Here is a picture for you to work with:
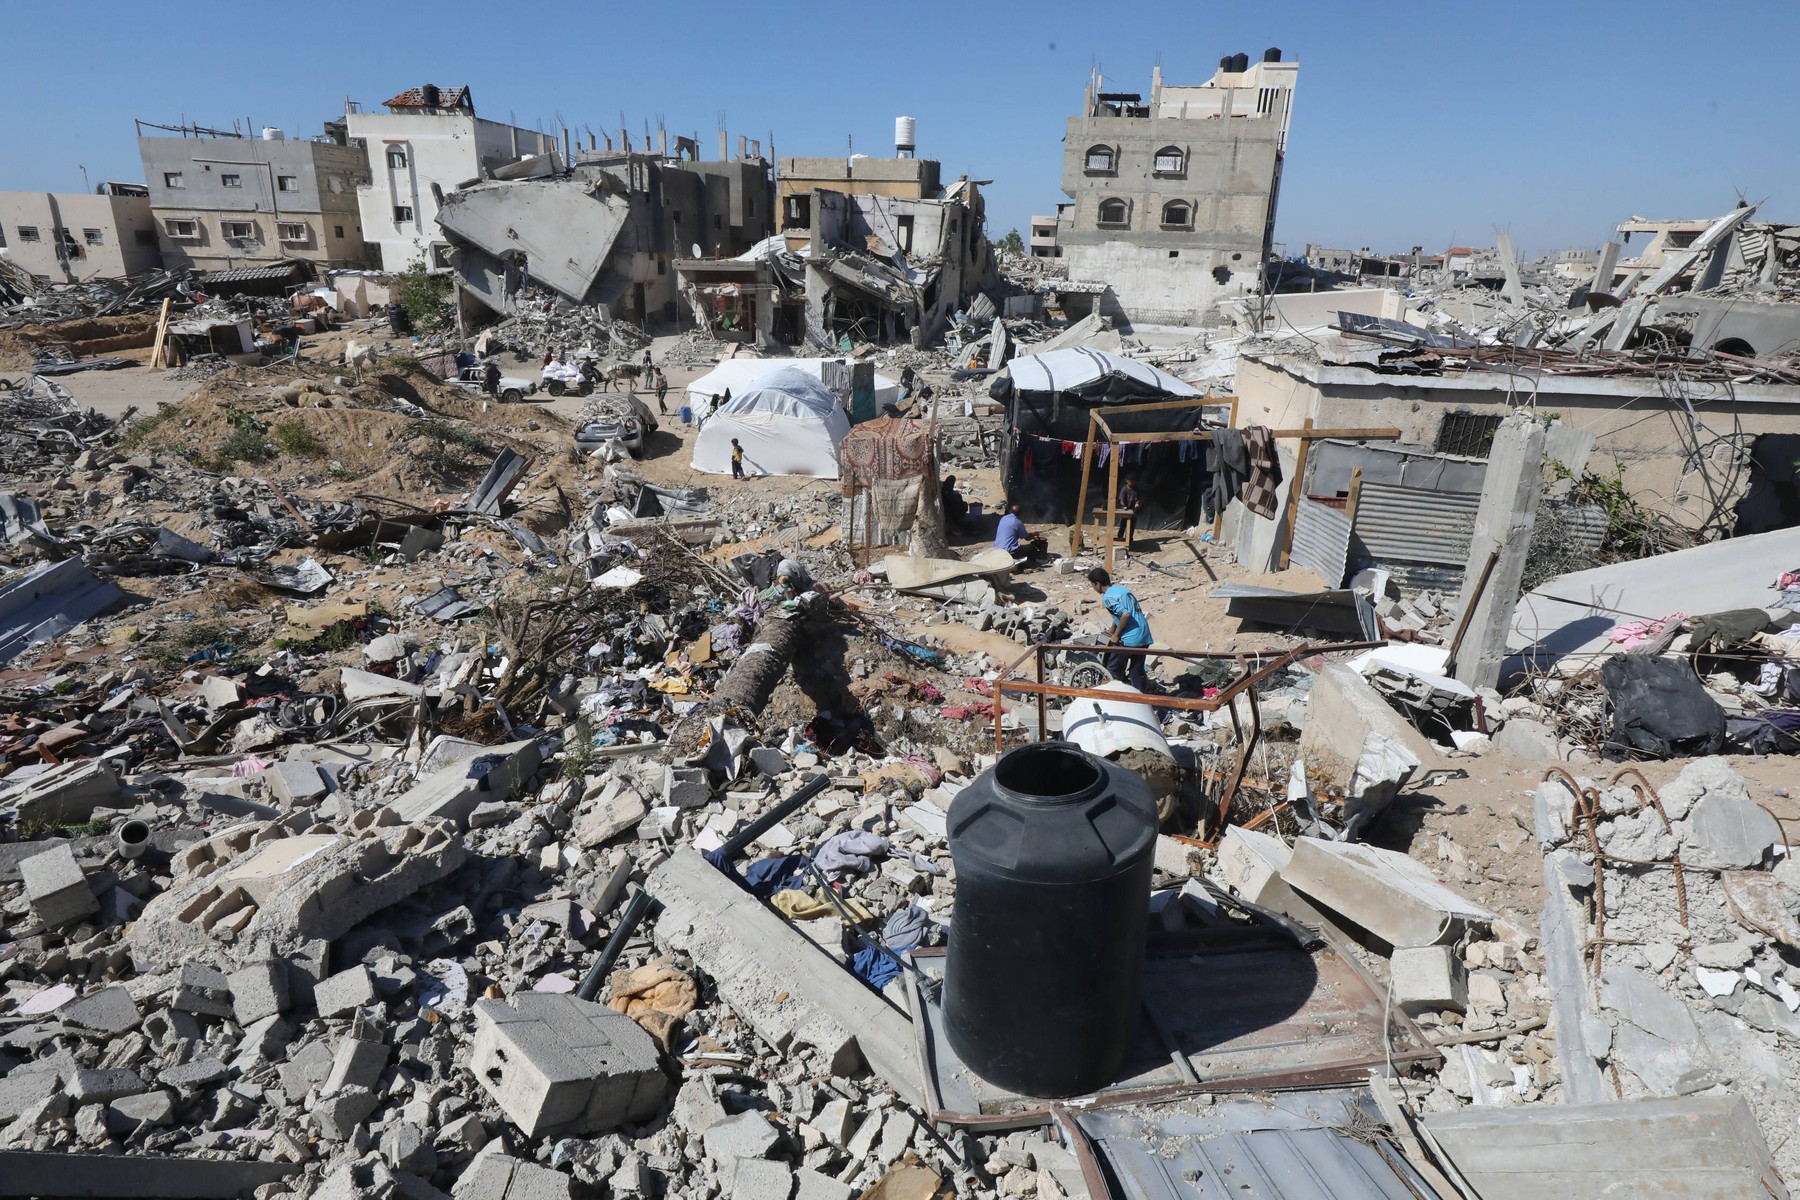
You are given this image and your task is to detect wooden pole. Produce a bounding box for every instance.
[1345,466,1364,525]
[1443,547,1501,674]
[1277,418,1314,571]
[1105,438,1121,572]
[1072,410,1097,554]
[149,297,172,369]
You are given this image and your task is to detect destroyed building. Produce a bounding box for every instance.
[438,143,775,331]
[136,121,372,272]
[342,85,563,272]
[779,131,998,347]
[0,184,162,283]
[1056,52,1298,327]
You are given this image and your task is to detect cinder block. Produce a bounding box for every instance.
[19,842,97,928]
[266,760,328,807]
[228,958,291,1024]
[1391,945,1468,1015]
[391,738,544,826]
[323,1035,389,1093]
[60,986,140,1034]
[471,993,667,1137]
[663,766,711,809]
[310,1084,378,1141]
[731,1158,795,1200]
[795,1168,854,1200]
[313,965,378,1020]
[171,962,233,1017]
[451,1154,577,1199]
[66,1068,146,1105]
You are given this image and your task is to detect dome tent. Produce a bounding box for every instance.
[690,367,852,478]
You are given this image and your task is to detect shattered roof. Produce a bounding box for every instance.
[198,263,307,285]
[383,84,472,110]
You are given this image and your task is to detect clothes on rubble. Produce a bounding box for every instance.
[1686,608,1777,652]
[1609,612,1689,650]
[771,887,872,922]
[1600,654,1726,760]
[1727,710,1800,755]
[851,946,902,989]
[740,853,809,897]
[811,830,945,881]
[1206,425,1284,520]
[882,903,937,952]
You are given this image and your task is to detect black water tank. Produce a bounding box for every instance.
[1230,52,1250,73]
[1219,55,1234,71]
[1264,47,1282,63]
[942,742,1156,1097]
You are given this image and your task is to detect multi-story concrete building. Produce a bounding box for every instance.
[137,125,370,272]
[0,184,162,281]
[344,85,561,272]
[1030,213,1061,258]
[1057,50,1298,325]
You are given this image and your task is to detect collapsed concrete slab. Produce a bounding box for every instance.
[470,992,667,1137]
[0,1150,297,1198]
[1298,664,1438,834]
[391,738,544,827]
[647,847,921,1104]
[1,759,122,826]
[1422,1094,1787,1200]
[130,810,466,969]
[1281,837,1493,948]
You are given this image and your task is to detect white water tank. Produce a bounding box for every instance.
[895,115,916,157]
[261,126,285,141]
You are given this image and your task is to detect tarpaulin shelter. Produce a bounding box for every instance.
[994,348,1214,529]
[690,367,851,478]
[838,417,938,553]
[687,358,900,415]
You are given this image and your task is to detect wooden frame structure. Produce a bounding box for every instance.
[991,639,1382,843]
[1064,395,1401,570]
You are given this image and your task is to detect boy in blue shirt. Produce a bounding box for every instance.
[1088,567,1151,691]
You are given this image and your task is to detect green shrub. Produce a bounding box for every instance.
[271,420,324,457]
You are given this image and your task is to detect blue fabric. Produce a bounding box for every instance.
[994,512,1025,552]
[740,854,809,898]
[1103,584,1152,647]
[852,946,901,990]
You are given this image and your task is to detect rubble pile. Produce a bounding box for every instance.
[492,298,653,364]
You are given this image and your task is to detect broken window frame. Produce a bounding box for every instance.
[393,204,415,223]
[220,173,243,189]
[221,220,258,242]
[277,175,299,192]
[163,171,185,189]
[82,228,105,246]
[164,218,200,240]
[1153,145,1186,177]
[782,194,811,230]
[386,147,409,170]
[17,226,41,243]
[1160,200,1193,230]
[1083,145,1117,175]
[1096,198,1130,228]
[278,221,309,244]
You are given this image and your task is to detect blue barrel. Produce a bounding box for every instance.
[679,405,693,425]
[942,742,1156,1097]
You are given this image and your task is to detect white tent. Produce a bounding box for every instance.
[690,367,852,478]
[1007,347,1202,399]
[686,358,901,413]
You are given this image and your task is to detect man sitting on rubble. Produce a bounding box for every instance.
[1089,567,1152,692]
[995,502,1047,567]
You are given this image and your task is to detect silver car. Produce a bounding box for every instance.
[575,393,659,457]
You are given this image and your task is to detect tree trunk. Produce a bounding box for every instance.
[907,460,953,561]
[662,611,804,762]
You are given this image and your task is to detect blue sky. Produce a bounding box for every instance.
[5,0,1798,257]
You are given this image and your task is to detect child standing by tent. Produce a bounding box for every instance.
[731,439,746,479]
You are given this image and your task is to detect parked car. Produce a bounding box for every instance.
[575,393,659,458]
[452,365,537,403]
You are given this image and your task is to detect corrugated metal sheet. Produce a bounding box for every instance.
[1076,1090,1437,1200]
[1354,482,1478,566]
[1289,496,1351,587]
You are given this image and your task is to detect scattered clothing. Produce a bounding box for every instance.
[741,853,809,897]
[851,946,901,990]
[1238,425,1283,519]
[1686,608,1770,651]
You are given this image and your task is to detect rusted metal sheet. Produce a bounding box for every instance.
[907,924,1439,1127]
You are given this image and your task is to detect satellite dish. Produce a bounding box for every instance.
[691,243,703,258]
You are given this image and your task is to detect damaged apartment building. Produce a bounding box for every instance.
[776,126,999,348]
[437,133,774,330]
[1056,50,1297,327]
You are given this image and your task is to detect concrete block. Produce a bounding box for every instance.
[314,965,378,1020]
[452,1154,577,1199]
[750,748,790,777]
[323,1034,390,1093]
[1298,664,1438,813]
[794,1168,855,1200]
[2,758,122,826]
[228,958,291,1024]
[278,1038,335,1104]
[1492,718,1560,762]
[731,1158,796,1200]
[0,1071,61,1121]
[381,1120,437,1174]
[470,992,668,1137]
[576,789,649,848]
[704,1110,782,1165]
[663,766,711,809]
[390,738,544,826]
[670,1077,727,1138]
[60,985,140,1034]
[171,962,234,1017]
[107,1089,175,1129]
[1282,837,1493,948]
[1213,826,1293,907]
[311,1084,379,1141]
[19,841,97,928]
[159,1055,229,1091]
[813,1097,854,1146]
[1391,945,1467,1015]
[265,760,328,807]
[1685,788,1780,869]
[66,1067,146,1105]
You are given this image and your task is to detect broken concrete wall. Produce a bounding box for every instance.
[438,179,630,316]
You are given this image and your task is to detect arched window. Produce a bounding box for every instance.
[1153,145,1186,176]
[1097,198,1129,227]
[1161,201,1193,229]
[386,147,409,170]
[1083,145,1115,174]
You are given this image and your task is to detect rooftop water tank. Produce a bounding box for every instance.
[261,127,285,141]
[1264,46,1283,62]
[1230,52,1249,73]
[895,115,916,158]
[942,742,1156,1097]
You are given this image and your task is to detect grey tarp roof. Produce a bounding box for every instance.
[1007,347,1201,399]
